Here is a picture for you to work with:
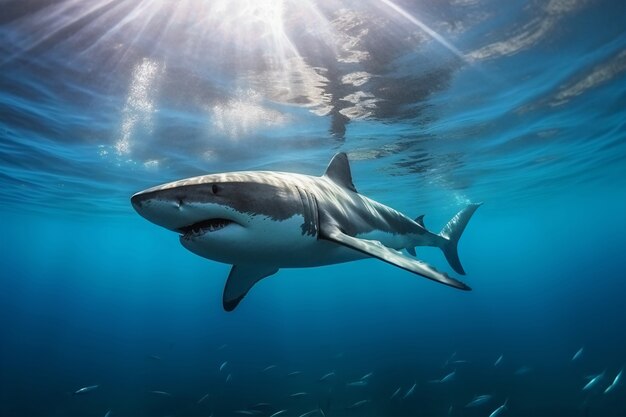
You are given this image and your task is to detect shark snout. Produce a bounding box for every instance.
[131,186,243,235]
[130,190,186,232]
[130,192,145,210]
[131,191,165,213]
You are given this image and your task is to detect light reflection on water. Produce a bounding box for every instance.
[0,0,624,216]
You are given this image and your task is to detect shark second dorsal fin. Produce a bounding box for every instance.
[415,215,425,227]
[324,153,357,192]
[223,264,278,311]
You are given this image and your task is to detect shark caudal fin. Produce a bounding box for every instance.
[438,203,481,275]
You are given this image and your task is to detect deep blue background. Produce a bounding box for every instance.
[2,186,625,416]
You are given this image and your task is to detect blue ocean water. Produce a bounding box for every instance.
[1,0,626,416]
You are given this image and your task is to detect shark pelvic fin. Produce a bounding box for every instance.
[324,153,357,192]
[321,227,470,291]
[223,264,279,311]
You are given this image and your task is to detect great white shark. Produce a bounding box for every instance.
[131,153,480,311]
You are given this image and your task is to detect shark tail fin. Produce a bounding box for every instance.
[438,203,481,275]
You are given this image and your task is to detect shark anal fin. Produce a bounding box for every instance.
[324,153,357,193]
[223,264,278,311]
[322,227,470,291]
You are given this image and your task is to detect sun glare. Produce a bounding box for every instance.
[15,0,468,159]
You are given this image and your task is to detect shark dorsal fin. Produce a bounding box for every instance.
[324,153,357,192]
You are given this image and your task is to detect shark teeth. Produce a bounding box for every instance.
[179,219,233,238]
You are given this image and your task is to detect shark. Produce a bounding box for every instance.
[131,153,480,311]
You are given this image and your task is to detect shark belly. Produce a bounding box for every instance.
[355,229,415,251]
[280,239,369,267]
[180,214,367,267]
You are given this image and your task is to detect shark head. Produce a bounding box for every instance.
[131,175,249,234]
[131,171,306,264]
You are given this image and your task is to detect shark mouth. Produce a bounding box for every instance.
[179,218,234,238]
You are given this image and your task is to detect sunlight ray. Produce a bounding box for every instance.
[378,0,466,61]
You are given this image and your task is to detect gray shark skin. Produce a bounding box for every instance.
[131,153,481,311]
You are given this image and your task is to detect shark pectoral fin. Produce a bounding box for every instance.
[322,228,471,291]
[407,247,416,256]
[223,264,279,312]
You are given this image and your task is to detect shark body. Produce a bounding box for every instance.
[131,153,480,311]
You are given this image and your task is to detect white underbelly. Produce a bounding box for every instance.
[180,214,369,267]
[278,238,368,267]
[356,229,411,251]
[240,215,368,267]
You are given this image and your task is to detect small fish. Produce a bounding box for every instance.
[604,368,623,394]
[298,409,319,417]
[197,393,209,404]
[226,373,232,383]
[104,410,111,417]
[74,385,99,395]
[431,370,456,383]
[287,371,302,377]
[250,403,272,410]
[234,411,256,415]
[403,383,416,399]
[149,390,172,397]
[447,405,453,416]
[583,371,605,391]
[488,398,508,417]
[514,366,531,376]
[442,370,456,382]
[443,351,457,368]
[148,354,162,361]
[494,355,503,366]
[319,371,335,381]
[347,399,370,409]
[219,361,228,372]
[290,392,308,398]
[217,344,228,350]
[391,386,402,399]
[346,380,368,387]
[452,360,469,365]
[465,394,493,407]
[572,347,584,361]
[318,406,326,417]
[269,411,288,417]
[360,372,373,380]
[262,365,277,372]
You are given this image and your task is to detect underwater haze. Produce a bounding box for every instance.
[1,0,626,416]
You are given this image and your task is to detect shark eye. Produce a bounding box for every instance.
[212,184,219,194]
